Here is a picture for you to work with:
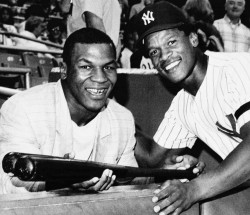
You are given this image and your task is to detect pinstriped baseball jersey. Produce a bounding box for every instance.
[153,51,250,159]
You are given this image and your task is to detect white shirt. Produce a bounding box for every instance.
[72,114,100,160]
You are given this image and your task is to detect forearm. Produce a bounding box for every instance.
[192,136,250,202]
[135,130,185,168]
[84,11,106,33]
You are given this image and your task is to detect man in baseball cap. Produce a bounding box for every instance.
[134,1,250,214]
[135,1,190,47]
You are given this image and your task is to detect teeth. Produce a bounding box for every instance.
[87,88,105,95]
[165,60,180,71]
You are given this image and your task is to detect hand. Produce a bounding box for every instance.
[71,169,116,191]
[165,154,205,175]
[152,179,198,215]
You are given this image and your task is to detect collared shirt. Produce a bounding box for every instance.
[0,80,137,193]
[154,52,250,160]
[213,15,250,52]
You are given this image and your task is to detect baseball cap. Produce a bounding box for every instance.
[134,1,189,47]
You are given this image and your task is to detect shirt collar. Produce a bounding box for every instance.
[224,15,241,26]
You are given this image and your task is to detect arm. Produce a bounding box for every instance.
[135,129,175,168]
[0,99,46,193]
[84,11,106,33]
[135,129,204,172]
[197,121,250,198]
[153,121,250,215]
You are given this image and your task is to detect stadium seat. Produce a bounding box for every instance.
[22,53,54,86]
[0,52,25,88]
[0,52,24,67]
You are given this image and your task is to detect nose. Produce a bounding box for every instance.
[160,48,172,61]
[91,68,108,83]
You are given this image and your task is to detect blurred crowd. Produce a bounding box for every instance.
[0,0,250,68]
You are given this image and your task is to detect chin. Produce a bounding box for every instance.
[86,101,106,112]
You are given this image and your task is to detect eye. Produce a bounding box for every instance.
[104,65,116,72]
[168,40,176,46]
[148,49,158,57]
[80,65,91,70]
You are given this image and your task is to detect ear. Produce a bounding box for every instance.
[60,62,67,80]
[189,32,199,47]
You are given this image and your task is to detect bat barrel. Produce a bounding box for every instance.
[3,152,196,184]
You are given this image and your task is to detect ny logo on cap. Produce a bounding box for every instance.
[142,11,154,25]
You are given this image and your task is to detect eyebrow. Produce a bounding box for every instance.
[105,60,117,66]
[78,58,117,66]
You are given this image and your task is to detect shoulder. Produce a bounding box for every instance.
[213,18,225,25]
[206,52,250,72]
[240,23,250,33]
[207,51,250,64]
[2,83,57,112]
[206,52,250,83]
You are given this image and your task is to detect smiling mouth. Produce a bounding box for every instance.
[86,88,106,96]
[165,60,181,71]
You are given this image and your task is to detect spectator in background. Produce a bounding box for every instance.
[46,18,66,62]
[0,7,15,26]
[15,16,53,58]
[0,7,17,46]
[182,0,224,52]
[65,0,121,48]
[213,0,250,52]
[129,16,154,69]
[47,19,66,47]
[16,4,47,33]
[182,0,214,24]
[118,23,136,68]
[129,0,154,19]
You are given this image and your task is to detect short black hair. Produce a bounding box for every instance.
[62,28,116,67]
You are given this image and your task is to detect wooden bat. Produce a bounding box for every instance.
[2,152,196,188]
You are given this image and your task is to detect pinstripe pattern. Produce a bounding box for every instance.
[214,15,250,52]
[154,51,250,159]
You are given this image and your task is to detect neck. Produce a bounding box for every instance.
[71,110,98,126]
[182,51,208,96]
[227,15,240,24]
[61,80,98,126]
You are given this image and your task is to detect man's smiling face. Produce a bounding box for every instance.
[225,0,245,20]
[65,42,117,112]
[145,28,197,84]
